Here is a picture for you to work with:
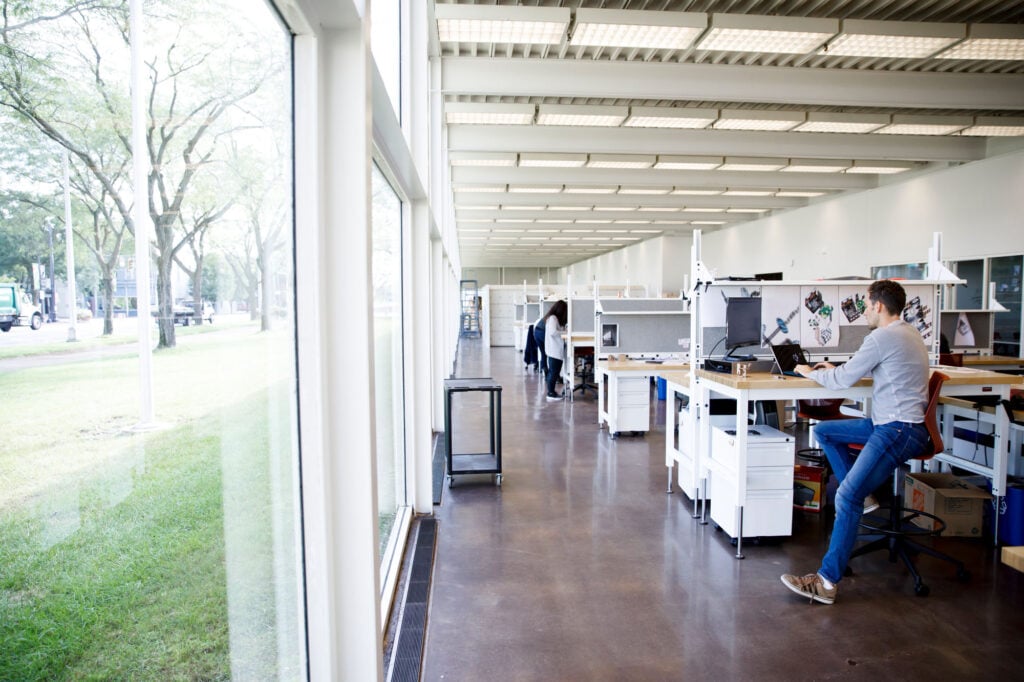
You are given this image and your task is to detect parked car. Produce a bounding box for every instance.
[173,300,214,326]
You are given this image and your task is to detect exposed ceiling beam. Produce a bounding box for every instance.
[454,192,807,209]
[446,125,985,163]
[451,166,876,191]
[442,57,1024,111]
[455,209,749,222]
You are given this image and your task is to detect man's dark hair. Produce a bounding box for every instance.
[868,279,906,316]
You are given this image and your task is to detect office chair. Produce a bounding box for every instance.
[845,371,970,596]
[572,347,596,397]
[938,352,963,367]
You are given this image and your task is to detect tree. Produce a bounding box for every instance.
[0,0,280,346]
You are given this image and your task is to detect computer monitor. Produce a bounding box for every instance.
[725,296,762,356]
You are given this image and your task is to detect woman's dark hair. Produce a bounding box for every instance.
[867,279,906,316]
[544,299,568,327]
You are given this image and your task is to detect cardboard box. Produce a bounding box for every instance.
[904,473,991,537]
[793,464,826,513]
[1002,546,1024,574]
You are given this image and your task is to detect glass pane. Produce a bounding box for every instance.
[953,260,984,309]
[371,163,407,565]
[991,255,1023,357]
[371,0,401,118]
[0,2,304,679]
[870,262,926,280]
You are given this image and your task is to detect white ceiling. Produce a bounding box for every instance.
[432,0,1024,269]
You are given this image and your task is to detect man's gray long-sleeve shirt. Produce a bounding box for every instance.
[807,320,929,425]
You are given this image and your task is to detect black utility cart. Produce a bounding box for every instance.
[443,378,503,487]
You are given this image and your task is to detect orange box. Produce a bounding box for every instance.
[794,464,826,512]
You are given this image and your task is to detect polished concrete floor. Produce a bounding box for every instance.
[421,341,1024,681]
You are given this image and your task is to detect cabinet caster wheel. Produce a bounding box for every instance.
[914,583,930,597]
[495,474,502,487]
[610,432,618,439]
[447,476,453,488]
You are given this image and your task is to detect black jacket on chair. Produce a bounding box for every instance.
[524,324,539,367]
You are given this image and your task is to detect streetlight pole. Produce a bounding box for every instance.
[46,221,56,322]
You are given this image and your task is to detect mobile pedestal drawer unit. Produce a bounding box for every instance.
[708,424,794,547]
[443,378,503,487]
[607,373,650,438]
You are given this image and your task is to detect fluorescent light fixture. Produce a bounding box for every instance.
[639,207,680,212]
[671,188,722,195]
[625,106,717,129]
[614,237,642,241]
[508,185,563,193]
[564,186,618,194]
[450,152,517,167]
[492,229,525,233]
[686,208,725,213]
[502,205,545,211]
[727,208,769,213]
[562,229,594,233]
[936,23,1024,60]
[655,155,722,170]
[536,219,573,223]
[445,102,535,125]
[960,116,1024,137]
[654,219,690,224]
[552,237,581,241]
[722,190,773,196]
[823,19,963,58]
[519,152,587,167]
[549,205,592,211]
[435,5,570,45]
[714,109,804,131]
[592,206,635,212]
[697,14,837,54]
[456,204,499,210]
[570,8,705,50]
[617,186,671,195]
[875,115,971,136]
[691,220,726,225]
[631,230,662,234]
[782,158,850,173]
[613,220,651,224]
[776,190,825,197]
[453,184,506,193]
[501,219,534,223]
[719,156,787,171]
[792,112,889,134]
[846,160,916,174]
[536,104,628,127]
[586,154,655,169]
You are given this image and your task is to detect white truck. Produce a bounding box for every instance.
[0,283,44,332]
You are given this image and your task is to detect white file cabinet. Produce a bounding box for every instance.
[709,424,795,539]
[607,374,650,436]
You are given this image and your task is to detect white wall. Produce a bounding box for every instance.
[561,233,693,296]
[703,149,1024,278]
[460,267,560,286]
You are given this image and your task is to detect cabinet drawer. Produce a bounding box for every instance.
[710,477,793,538]
[618,391,649,407]
[747,466,793,491]
[615,405,649,432]
[617,377,649,394]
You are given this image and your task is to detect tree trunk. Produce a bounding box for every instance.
[191,257,204,325]
[100,271,115,336]
[156,252,176,348]
[259,245,271,332]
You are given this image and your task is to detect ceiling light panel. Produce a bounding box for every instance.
[508,185,563,193]
[671,189,723,195]
[570,8,705,50]
[564,186,618,194]
[655,155,722,170]
[960,116,1024,137]
[782,159,850,173]
[587,154,655,169]
[875,115,971,136]
[625,106,717,129]
[435,5,570,45]
[450,152,517,167]
[618,186,671,195]
[824,19,964,59]
[519,153,587,167]
[714,109,804,131]
[776,190,825,197]
[697,14,838,54]
[722,190,773,196]
[445,102,535,125]
[846,160,915,174]
[792,112,889,134]
[536,104,628,127]
[937,24,1024,60]
[719,156,787,171]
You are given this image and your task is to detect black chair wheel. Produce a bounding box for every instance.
[914,583,930,597]
[956,568,971,582]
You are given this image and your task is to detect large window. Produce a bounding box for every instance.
[371,162,408,572]
[991,255,1023,357]
[0,2,304,678]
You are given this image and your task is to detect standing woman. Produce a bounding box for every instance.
[543,300,569,400]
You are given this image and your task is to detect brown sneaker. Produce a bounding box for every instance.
[781,573,837,604]
[864,495,880,515]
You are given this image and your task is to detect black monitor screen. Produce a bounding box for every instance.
[725,296,762,350]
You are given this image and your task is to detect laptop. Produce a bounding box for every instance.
[771,342,809,377]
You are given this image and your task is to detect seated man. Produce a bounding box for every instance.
[781,280,929,605]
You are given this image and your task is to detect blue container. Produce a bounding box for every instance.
[656,377,667,401]
[998,485,1024,546]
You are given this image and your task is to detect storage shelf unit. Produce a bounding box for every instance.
[460,280,480,338]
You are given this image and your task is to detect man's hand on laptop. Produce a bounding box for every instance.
[794,364,813,377]
[813,361,836,370]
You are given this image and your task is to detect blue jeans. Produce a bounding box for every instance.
[813,418,929,584]
[534,327,547,372]
[546,357,563,396]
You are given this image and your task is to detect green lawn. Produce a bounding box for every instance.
[0,325,303,680]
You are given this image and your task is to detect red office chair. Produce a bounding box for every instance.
[845,372,970,596]
[938,353,963,367]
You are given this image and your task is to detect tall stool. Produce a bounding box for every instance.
[845,372,970,596]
